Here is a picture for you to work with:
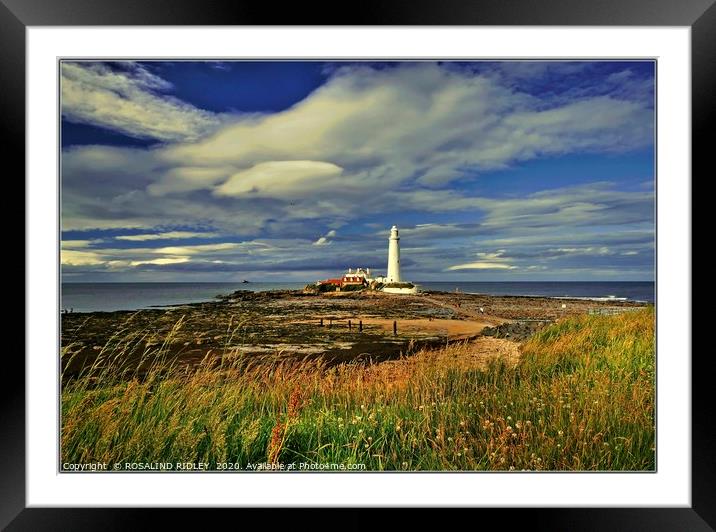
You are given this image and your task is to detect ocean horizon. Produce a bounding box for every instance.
[61,281,655,313]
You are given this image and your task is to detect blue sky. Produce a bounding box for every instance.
[60,60,655,282]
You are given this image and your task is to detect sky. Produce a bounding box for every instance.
[60,60,655,283]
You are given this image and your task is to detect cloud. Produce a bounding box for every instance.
[447,248,518,271]
[60,240,269,268]
[61,62,222,142]
[448,262,518,271]
[313,229,337,246]
[61,239,103,249]
[62,64,655,234]
[148,166,236,196]
[397,223,483,240]
[156,63,651,187]
[61,249,106,266]
[130,257,190,266]
[150,242,243,255]
[115,231,220,241]
[215,161,344,198]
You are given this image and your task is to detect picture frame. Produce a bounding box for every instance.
[6,0,707,528]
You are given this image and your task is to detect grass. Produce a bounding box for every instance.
[61,307,655,471]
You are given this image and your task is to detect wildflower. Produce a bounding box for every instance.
[526,420,532,426]
[506,425,512,432]
[515,421,522,429]
[557,444,561,448]
[507,416,512,421]
[459,421,465,427]
[368,437,373,442]
[402,462,408,468]
[418,405,424,410]
[360,404,366,410]
[457,452,462,457]
[500,457,506,463]
[358,429,363,434]
[463,447,468,453]
[447,437,453,442]
[509,466,515,471]
[364,443,369,449]
[558,430,564,437]
[511,433,517,439]
[395,425,402,432]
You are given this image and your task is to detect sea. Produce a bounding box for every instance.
[61,281,655,313]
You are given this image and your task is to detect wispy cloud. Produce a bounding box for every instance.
[130,257,190,266]
[61,239,104,249]
[61,62,223,142]
[61,249,105,266]
[115,231,220,241]
[448,262,518,271]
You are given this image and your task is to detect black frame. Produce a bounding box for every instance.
[5,0,707,529]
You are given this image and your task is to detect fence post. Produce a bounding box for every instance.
[359,320,363,332]
[393,320,397,336]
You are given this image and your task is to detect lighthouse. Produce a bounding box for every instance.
[386,225,401,283]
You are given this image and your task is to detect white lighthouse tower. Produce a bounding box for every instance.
[386,225,401,283]
[381,226,417,294]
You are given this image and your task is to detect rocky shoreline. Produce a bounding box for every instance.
[60,288,647,378]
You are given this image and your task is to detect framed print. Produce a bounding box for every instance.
[6,0,709,528]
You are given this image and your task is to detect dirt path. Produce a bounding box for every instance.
[290,317,494,340]
[346,317,492,339]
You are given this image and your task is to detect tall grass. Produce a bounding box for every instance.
[61,308,655,471]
